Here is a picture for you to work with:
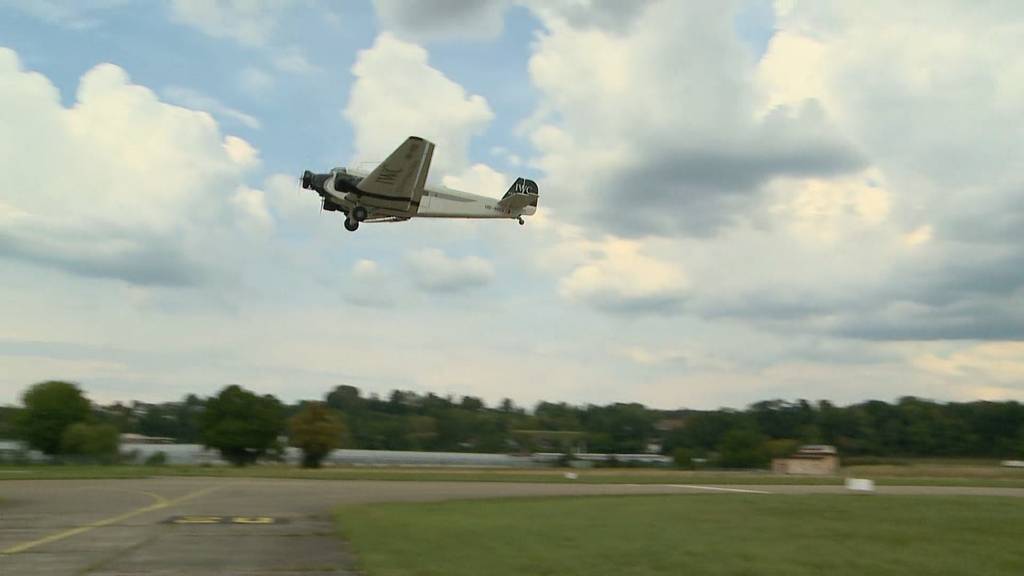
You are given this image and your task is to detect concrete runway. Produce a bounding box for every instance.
[2,478,1023,575]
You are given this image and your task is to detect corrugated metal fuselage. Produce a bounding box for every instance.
[323,169,527,221]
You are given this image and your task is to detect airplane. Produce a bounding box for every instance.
[301,136,539,231]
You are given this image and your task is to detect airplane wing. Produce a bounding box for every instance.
[355,136,435,215]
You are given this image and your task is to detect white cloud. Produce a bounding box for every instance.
[0,0,127,29]
[405,248,495,293]
[344,33,494,178]
[230,186,273,231]
[168,0,292,47]
[271,46,320,74]
[766,168,890,244]
[442,164,508,198]
[345,259,396,307]
[162,86,262,129]
[0,47,261,285]
[559,238,687,314]
[238,66,274,93]
[222,135,260,167]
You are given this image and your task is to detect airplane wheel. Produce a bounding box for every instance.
[353,206,368,222]
[518,217,525,225]
[344,218,359,232]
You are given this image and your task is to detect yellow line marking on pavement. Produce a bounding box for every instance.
[172,515,223,524]
[0,484,223,556]
[136,490,171,507]
[231,516,274,524]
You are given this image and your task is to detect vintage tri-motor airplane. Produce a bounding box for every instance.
[301,136,539,231]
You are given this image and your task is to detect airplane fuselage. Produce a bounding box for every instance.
[327,168,515,220]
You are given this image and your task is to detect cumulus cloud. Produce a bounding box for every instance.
[527,1,862,237]
[230,186,273,232]
[559,239,687,314]
[738,1,1024,341]
[405,248,495,293]
[374,0,509,42]
[162,86,262,129]
[442,164,509,198]
[526,0,655,34]
[372,0,652,43]
[0,47,261,285]
[344,33,494,178]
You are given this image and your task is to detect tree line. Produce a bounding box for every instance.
[1,381,1022,468]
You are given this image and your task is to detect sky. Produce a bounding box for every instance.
[1,0,1023,410]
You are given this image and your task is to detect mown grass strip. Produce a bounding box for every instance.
[337,494,1024,576]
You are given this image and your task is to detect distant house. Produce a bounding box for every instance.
[772,444,839,475]
[654,418,685,432]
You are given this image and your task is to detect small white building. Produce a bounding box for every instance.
[772,444,839,475]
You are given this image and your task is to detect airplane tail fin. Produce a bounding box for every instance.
[497,177,539,216]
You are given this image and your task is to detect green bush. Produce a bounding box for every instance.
[144,451,168,466]
[673,447,694,469]
[289,402,347,468]
[60,422,119,463]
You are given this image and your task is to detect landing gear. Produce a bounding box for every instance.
[344,206,367,232]
[518,216,525,225]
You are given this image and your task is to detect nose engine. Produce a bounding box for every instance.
[300,170,329,193]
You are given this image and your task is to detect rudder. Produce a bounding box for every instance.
[498,177,539,215]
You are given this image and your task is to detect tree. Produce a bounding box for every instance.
[0,406,20,440]
[200,385,284,466]
[718,428,770,469]
[18,381,91,455]
[60,422,120,462]
[326,385,363,413]
[289,402,347,468]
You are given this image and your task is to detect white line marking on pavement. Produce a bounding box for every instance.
[664,484,773,494]
[624,484,773,495]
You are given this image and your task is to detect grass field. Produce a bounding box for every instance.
[337,494,1024,576]
[1,463,1024,487]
